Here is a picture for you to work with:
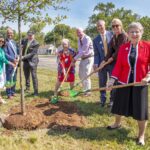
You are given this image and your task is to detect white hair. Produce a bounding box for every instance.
[97,20,105,25]
[128,22,144,35]
[7,27,14,33]
[61,38,70,46]
[76,27,84,32]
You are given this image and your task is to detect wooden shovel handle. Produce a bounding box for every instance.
[73,63,107,88]
[91,82,144,92]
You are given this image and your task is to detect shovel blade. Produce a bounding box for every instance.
[69,90,79,97]
[5,81,16,88]
[50,96,59,104]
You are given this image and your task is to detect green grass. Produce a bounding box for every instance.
[0,68,150,150]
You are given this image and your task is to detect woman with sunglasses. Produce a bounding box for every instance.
[99,18,128,106]
[0,34,15,104]
[107,22,150,146]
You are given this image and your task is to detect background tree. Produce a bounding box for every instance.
[0,0,71,115]
[0,26,26,40]
[0,26,10,37]
[86,2,150,39]
[139,16,150,40]
[45,24,78,50]
[28,21,46,45]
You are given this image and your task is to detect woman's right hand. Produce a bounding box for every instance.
[99,60,106,70]
[106,78,115,91]
[141,74,150,84]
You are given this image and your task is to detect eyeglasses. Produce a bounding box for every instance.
[0,40,4,43]
[112,24,120,28]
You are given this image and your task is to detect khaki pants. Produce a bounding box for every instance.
[79,57,94,91]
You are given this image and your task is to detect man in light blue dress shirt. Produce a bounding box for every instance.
[74,28,94,96]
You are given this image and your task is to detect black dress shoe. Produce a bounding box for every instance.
[107,125,121,130]
[33,93,38,96]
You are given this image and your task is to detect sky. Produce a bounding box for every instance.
[1,0,150,33]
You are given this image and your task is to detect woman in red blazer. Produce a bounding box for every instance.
[107,22,150,146]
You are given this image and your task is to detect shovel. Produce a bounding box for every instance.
[5,58,19,88]
[51,63,72,104]
[69,62,107,96]
[70,82,144,97]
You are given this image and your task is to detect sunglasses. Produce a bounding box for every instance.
[0,40,4,43]
[112,24,120,28]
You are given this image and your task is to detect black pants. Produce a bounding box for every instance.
[23,61,38,94]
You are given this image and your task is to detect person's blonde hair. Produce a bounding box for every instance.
[111,18,124,32]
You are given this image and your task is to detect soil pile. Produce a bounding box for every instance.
[3,99,86,130]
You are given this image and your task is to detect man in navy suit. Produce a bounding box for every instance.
[93,20,113,107]
[4,28,19,99]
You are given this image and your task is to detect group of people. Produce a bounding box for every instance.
[0,28,39,104]
[55,18,150,146]
[0,18,149,146]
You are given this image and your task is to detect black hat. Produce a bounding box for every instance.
[27,31,35,35]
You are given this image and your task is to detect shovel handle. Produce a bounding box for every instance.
[72,63,107,89]
[74,82,145,97]
[91,82,144,92]
[11,57,20,80]
[58,61,72,93]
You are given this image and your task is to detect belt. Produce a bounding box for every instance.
[81,54,93,60]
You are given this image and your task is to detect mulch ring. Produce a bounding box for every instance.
[3,99,86,131]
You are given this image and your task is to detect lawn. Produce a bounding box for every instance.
[0,68,150,150]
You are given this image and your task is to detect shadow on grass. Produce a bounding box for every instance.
[25,90,54,98]
[47,126,131,144]
[73,100,111,116]
[1,88,21,96]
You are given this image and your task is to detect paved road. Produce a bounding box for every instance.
[38,55,57,70]
[38,55,79,71]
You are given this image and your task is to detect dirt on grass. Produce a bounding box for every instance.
[3,99,86,131]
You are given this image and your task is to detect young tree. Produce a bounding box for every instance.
[0,0,71,115]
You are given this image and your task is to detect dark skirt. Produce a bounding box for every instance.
[111,84,149,121]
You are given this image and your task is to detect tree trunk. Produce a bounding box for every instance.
[18,15,25,115]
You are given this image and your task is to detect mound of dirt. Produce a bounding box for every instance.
[3,99,86,131]
[4,105,45,130]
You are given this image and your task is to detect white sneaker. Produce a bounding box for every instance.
[137,137,145,146]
